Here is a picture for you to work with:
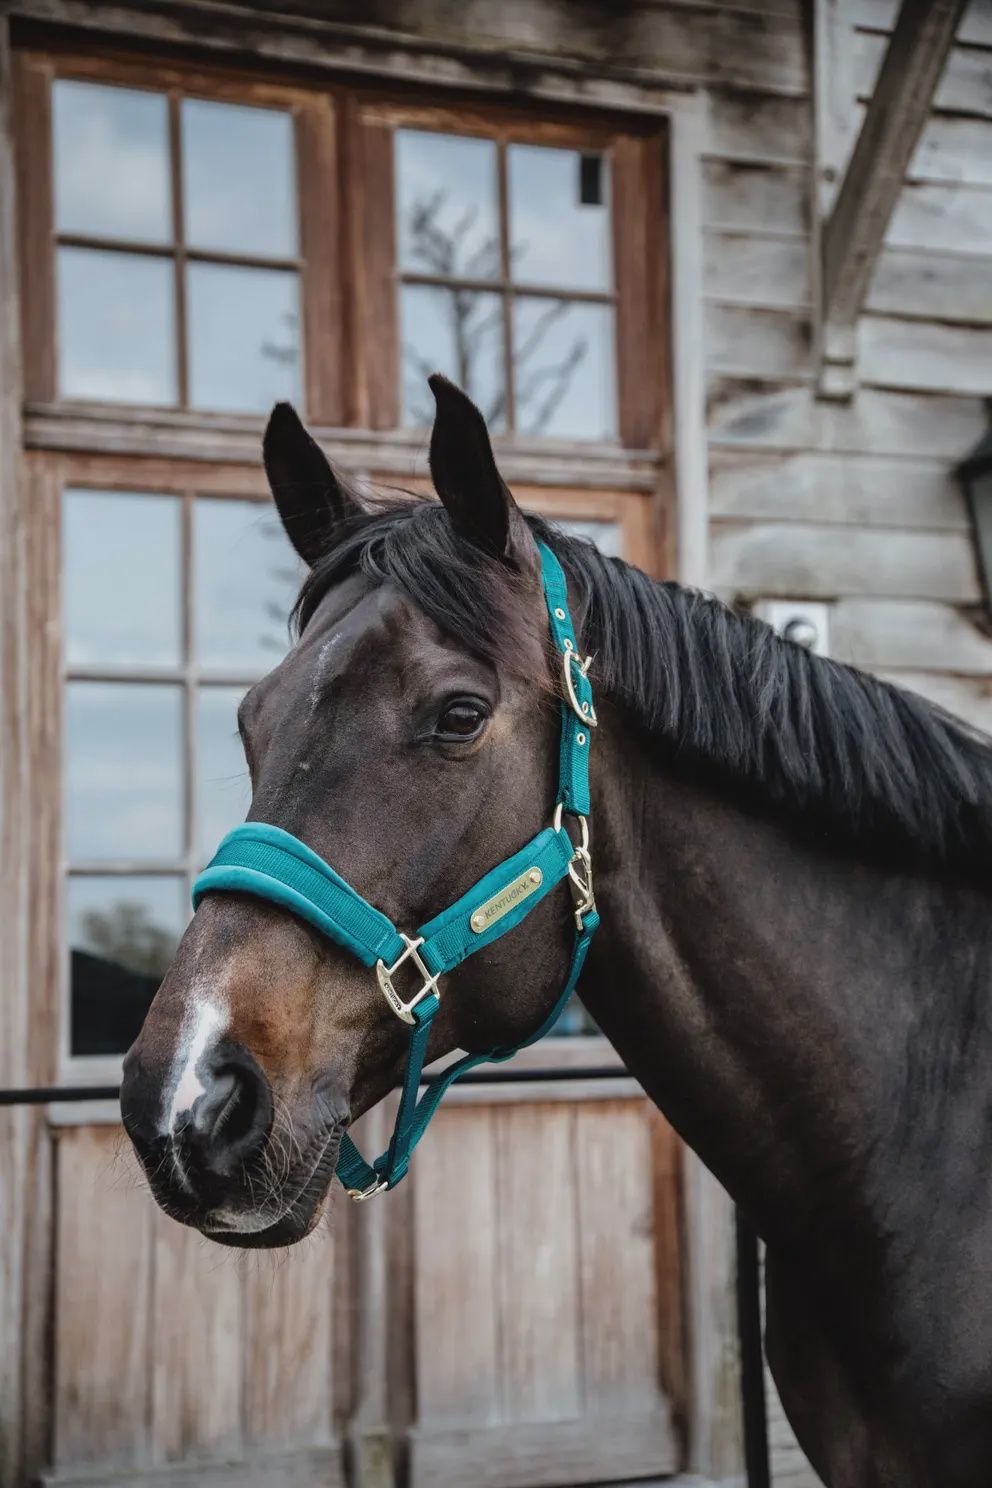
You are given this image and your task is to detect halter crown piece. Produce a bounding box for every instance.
[192,542,599,1200]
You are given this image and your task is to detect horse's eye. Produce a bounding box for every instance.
[435,700,488,741]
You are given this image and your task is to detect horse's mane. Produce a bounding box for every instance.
[295,495,992,871]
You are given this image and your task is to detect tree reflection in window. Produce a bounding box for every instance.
[396,131,616,441]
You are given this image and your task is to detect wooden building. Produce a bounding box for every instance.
[0,2,989,1486]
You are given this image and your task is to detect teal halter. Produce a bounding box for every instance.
[192,541,598,1201]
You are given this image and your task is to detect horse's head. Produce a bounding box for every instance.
[121,376,580,1246]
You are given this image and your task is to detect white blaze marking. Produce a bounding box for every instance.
[309,633,342,713]
[163,994,227,1135]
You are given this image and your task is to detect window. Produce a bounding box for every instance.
[62,486,302,1059]
[20,59,667,452]
[16,52,670,1071]
[51,79,301,412]
[395,131,616,439]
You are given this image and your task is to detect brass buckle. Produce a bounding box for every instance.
[562,643,598,727]
[347,1176,388,1203]
[375,934,441,1025]
[552,805,596,929]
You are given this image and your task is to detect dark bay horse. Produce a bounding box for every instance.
[122,375,992,1487]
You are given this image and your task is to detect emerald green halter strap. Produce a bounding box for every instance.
[192,540,598,1200]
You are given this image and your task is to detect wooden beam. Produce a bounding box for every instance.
[819,0,966,398]
[0,13,31,1485]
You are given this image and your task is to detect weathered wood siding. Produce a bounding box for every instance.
[717,0,992,754]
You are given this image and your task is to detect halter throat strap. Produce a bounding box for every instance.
[192,540,598,1199]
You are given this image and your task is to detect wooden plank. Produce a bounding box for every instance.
[297,96,346,425]
[851,0,992,50]
[575,1101,664,1413]
[495,1104,582,1425]
[868,247,992,325]
[704,230,811,310]
[410,1415,679,1488]
[412,1107,501,1426]
[44,1447,345,1487]
[845,100,992,187]
[649,1111,686,1423]
[149,1215,243,1464]
[702,159,808,234]
[614,130,670,450]
[670,97,710,591]
[707,377,989,458]
[20,461,60,1479]
[681,1155,744,1479]
[24,406,659,491]
[911,114,992,188]
[13,52,55,403]
[830,598,992,674]
[53,1127,152,1471]
[10,0,809,98]
[242,1231,336,1450]
[821,0,967,336]
[0,19,31,1484]
[356,114,399,431]
[887,181,992,255]
[709,520,980,601]
[859,314,992,395]
[856,33,992,119]
[704,90,811,165]
[705,303,811,379]
[875,669,992,734]
[815,0,859,219]
[708,449,970,530]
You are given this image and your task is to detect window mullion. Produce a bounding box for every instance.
[169,92,189,410]
[496,139,515,434]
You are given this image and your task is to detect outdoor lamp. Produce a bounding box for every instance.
[960,430,992,609]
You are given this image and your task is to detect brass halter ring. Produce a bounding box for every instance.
[562,643,598,727]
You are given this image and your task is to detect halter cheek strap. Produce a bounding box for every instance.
[192,541,598,1200]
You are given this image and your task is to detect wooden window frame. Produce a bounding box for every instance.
[44,454,655,1093]
[350,94,670,452]
[16,48,670,462]
[15,49,344,423]
[14,43,673,1093]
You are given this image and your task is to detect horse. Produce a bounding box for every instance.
[121,374,992,1488]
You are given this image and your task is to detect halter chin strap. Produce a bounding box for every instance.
[192,541,599,1200]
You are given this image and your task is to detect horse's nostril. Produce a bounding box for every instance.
[186,1043,272,1180]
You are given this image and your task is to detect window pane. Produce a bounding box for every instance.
[396,131,500,280]
[64,490,181,667]
[513,297,616,440]
[187,263,300,413]
[400,284,505,430]
[53,80,171,243]
[182,99,297,257]
[58,247,177,405]
[65,683,183,861]
[194,499,302,672]
[68,875,186,1056]
[197,687,250,864]
[509,145,611,292]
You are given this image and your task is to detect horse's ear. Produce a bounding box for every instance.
[263,402,361,567]
[428,374,530,562]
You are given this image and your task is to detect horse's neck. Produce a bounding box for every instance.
[581,725,992,1249]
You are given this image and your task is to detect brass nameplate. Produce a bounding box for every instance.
[470,867,543,934]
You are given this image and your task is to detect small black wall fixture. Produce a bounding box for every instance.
[959,430,992,610]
